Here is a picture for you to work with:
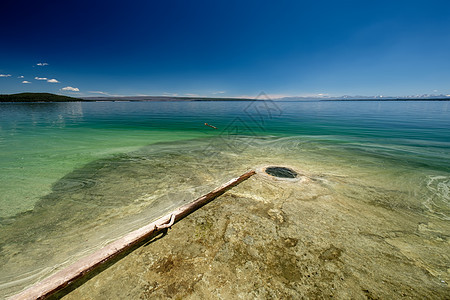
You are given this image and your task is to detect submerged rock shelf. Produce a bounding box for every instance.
[60,173,449,299]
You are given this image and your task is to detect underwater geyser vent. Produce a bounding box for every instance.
[264,166,298,179]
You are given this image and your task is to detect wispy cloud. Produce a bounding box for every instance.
[289,93,332,98]
[0,74,11,77]
[264,93,293,99]
[230,93,293,99]
[47,78,59,83]
[61,86,80,92]
[35,77,48,80]
[22,80,31,84]
[87,91,128,97]
[87,91,111,96]
[36,63,49,66]
[163,92,179,97]
[184,93,199,97]
[88,91,108,94]
[18,75,24,78]
[212,91,226,95]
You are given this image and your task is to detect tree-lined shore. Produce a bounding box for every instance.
[0,93,80,102]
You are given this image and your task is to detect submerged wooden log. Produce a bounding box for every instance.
[12,170,256,300]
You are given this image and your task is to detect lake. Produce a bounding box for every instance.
[0,100,449,297]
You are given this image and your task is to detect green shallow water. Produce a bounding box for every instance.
[0,100,449,297]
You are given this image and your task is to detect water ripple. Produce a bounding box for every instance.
[424,175,450,220]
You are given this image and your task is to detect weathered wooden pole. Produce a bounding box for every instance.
[12,170,256,300]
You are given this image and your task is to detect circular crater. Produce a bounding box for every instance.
[265,166,298,179]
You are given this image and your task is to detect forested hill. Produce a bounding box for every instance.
[0,93,80,102]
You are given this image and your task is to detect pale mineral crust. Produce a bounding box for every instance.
[60,174,450,299]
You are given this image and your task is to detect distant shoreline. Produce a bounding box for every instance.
[1,93,449,103]
[319,98,450,102]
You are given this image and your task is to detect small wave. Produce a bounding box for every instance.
[423,175,450,220]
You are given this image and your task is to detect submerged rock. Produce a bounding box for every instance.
[60,174,450,299]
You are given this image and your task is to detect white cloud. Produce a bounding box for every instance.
[36,63,49,66]
[35,77,48,80]
[0,74,11,77]
[212,91,226,95]
[22,80,31,84]
[88,91,109,95]
[18,75,24,78]
[230,93,285,99]
[185,93,199,97]
[163,92,179,96]
[61,86,80,92]
[88,91,126,97]
[47,78,59,83]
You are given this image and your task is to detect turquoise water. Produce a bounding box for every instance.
[0,100,449,297]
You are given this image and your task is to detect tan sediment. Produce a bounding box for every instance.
[60,171,450,299]
[11,170,255,300]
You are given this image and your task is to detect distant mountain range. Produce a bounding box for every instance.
[80,96,254,101]
[1,92,449,102]
[278,94,450,101]
[81,94,450,101]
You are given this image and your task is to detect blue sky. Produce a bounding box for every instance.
[1,0,449,98]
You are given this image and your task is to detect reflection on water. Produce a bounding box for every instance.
[0,101,449,297]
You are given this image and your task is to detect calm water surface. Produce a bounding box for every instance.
[0,100,449,297]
